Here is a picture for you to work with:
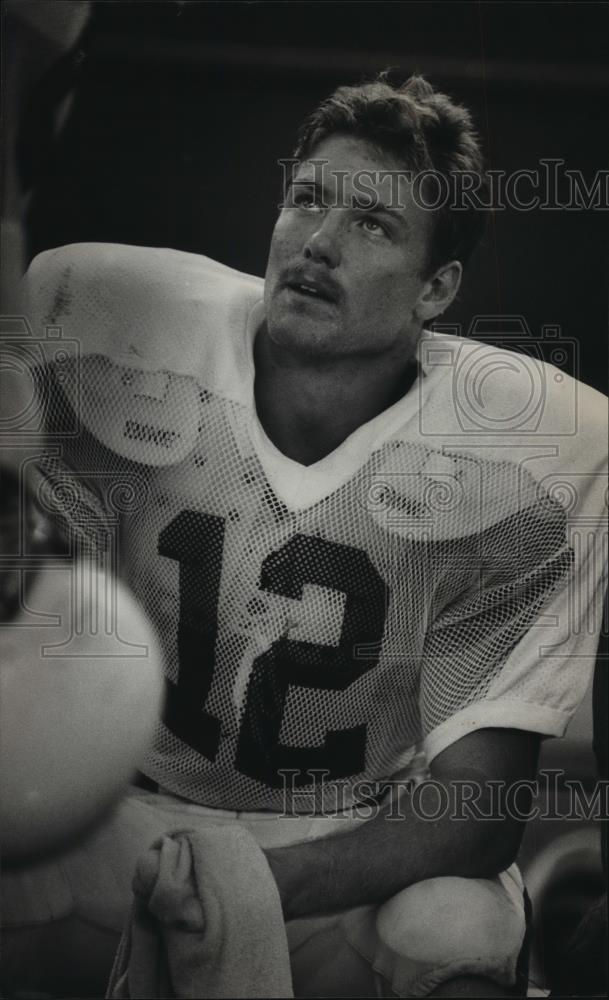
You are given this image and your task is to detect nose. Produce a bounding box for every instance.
[303,213,342,269]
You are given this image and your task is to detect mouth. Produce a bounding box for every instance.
[284,277,339,305]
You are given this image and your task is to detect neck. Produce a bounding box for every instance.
[253,325,420,466]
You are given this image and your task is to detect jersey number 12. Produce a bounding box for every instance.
[159,509,388,787]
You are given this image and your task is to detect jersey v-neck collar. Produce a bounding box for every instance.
[237,300,428,511]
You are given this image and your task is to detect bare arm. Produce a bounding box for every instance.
[265,727,540,920]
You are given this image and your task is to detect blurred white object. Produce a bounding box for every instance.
[0,563,164,862]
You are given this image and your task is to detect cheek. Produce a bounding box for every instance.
[266,219,298,278]
[265,239,285,293]
[351,266,419,319]
[271,211,300,249]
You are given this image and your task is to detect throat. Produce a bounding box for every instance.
[257,403,357,466]
[253,347,419,467]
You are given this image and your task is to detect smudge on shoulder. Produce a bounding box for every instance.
[44,265,73,324]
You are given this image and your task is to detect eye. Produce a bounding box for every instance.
[293,191,324,213]
[359,217,387,236]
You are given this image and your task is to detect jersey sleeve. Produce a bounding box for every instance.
[419,397,608,764]
[20,242,262,551]
[20,243,167,554]
[24,241,263,384]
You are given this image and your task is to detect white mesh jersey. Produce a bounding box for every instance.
[23,243,608,812]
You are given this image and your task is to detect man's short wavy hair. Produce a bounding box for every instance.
[293,70,487,275]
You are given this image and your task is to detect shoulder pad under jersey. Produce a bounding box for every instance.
[25,243,264,465]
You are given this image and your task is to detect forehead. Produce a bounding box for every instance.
[293,134,433,232]
[297,134,407,175]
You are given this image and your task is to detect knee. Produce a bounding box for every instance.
[376,875,524,974]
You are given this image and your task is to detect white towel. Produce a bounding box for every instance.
[106,825,293,999]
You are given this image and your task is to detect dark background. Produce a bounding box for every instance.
[17,0,609,394]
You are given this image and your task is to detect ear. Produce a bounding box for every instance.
[414,260,462,323]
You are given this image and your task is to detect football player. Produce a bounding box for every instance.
[3,72,607,998]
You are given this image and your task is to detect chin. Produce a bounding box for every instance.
[266,310,340,357]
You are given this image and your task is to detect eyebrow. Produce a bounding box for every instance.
[289,176,409,232]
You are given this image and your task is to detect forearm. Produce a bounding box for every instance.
[265,781,516,920]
